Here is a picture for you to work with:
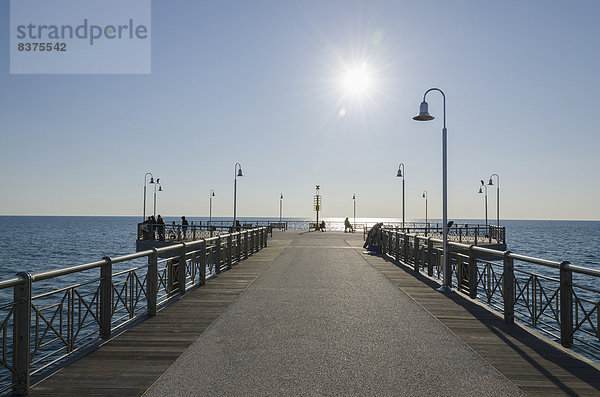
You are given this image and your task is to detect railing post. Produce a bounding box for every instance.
[13,272,32,395]
[403,234,409,263]
[264,228,268,247]
[227,234,233,269]
[217,237,224,273]
[468,246,477,299]
[245,231,249,259]
[427,238,433,277]
[475,227,478,245]
[395,232,400,262]
[147,249,158,317]
[199,239,206,285]
[502,251,514,323]
[560,261,573,348]
[459,227,462,243]
[236,232,242,263]
[100,257,112,340]
[178,243,187,295]
[381,231,387,255]
[413,237,419,272]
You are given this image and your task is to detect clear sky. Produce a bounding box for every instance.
[1,0,599,220]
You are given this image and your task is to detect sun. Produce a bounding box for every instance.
[342,63,373,97]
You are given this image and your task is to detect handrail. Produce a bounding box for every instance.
[378,227,600,360]
[0,226,270,395]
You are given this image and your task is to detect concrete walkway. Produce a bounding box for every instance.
[144,231,523,396]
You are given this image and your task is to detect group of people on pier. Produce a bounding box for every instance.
[141,215,189,241]
[141,215,166,241]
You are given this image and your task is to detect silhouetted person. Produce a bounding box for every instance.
[157,215,165,241]
[364,222,384,250]
[149,216,156,240]
[181,216,189,239]
[320,220,326,232]
[344,217,353,233]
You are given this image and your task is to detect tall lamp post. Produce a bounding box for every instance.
[413,88,450,291]
[422,191,428,236]
[209,189,215,227]
[153,179,162,218]
[352,193,356,228]
[488,173,500,227]
[233,163,243,227]
[279,193,284,225]
[396,163,405,230]
[478,180,488,228]
[143,172,154,221]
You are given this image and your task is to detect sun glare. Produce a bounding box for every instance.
[342,63,373,97]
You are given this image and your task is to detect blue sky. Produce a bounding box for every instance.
[1,0,599,220]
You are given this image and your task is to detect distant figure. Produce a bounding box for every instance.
[142,216,153,240]
[363,222,384,251]
[156,215,165,241]
[181,216,189,239]
[149,216,156,240]
[320,220,326,232]
[235,220,241,231]
[344,217,353,233]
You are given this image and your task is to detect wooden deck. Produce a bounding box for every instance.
[28,232,600,396]
[355,239,600,396]
[29,239,292,396]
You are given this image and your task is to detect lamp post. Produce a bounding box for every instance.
[143,172,154,221]
[396,163,405,230]
[153,179,162,218]
[279,193,284,225]
[488,174,500,227]
[413,88,450,291]
[422,191,428,236]
[233,163,243,227]
[478,180,488,228]
[352,193,356,228]
[209,189,215,227]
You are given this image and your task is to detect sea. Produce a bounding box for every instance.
[0,216,598,278]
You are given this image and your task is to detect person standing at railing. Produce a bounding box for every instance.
[149,216,156,240]
[157,215,165,241]
[344,217,354,233]
[181,216,189,239]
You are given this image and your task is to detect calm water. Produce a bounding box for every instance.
[0,216,598,277]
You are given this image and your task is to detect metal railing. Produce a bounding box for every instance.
[378,228,599,360]
[381,223,505,245]
[0,227,269,395]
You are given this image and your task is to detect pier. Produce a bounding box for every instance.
[24,230,600,396]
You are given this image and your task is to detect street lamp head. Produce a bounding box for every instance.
[149,177,154,184]
[422,192,426,198]
[158,186,162,192]
[480,180,485,186]
[488,178,493,186]
[237,168,243,177]
[478,187,483,194]
[396,168,403,178]
[212,191,215,197]
[353,194,356,200]
[280,193,283,199]
[413,101,434,121]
